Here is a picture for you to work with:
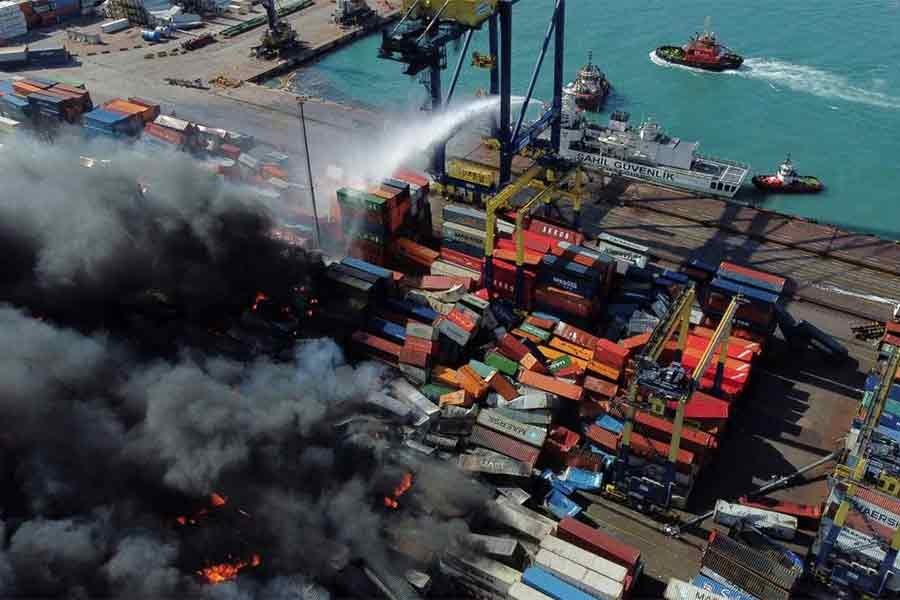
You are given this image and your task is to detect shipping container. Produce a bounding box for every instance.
[703,530,797,595]
[508,581,553,600]
[528,218,584,246]
[440,551,521,597]
[690,574,755,600]
[714,501,798,540]
[469,425,541,468]
[518,370,583,402]
[737,496,822,526]
[557,518,642,576]
[477,409,547,447]
[718,262,787,295]
[534,549,623,600]
[446,157,499,188]
[664,577,727,600]
[521,566,595,600]
[540,536,627,584]
[487,496,556,541]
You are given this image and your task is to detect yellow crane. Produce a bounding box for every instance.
[616,289,742,510]
[481,164,584,306]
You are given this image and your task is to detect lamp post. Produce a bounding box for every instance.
[297,95,321,249]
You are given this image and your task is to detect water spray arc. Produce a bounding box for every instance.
[378,0,567,188]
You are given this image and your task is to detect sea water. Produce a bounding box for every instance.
[285,0,900,238]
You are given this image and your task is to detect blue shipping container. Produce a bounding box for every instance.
[523,567,594,600]
[442,238,485,259]
[691,574,757,600]
[384,298,438,324]
[367,317,406,345]
[718,264,785,295]
[876,425,900,444]
[340,257,392,280]
[709,276,780,305]
[595,414,623,435]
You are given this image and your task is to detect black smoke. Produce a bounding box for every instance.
[0,135,489,598]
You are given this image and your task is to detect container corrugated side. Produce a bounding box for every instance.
[664,577,727,600]
[469,425,540,468]
[705,531,797,590]
[702,551,790,600]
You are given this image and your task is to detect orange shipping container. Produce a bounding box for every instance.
[548,337,595,362]
[518,369,583,402]
[104,99,156,123]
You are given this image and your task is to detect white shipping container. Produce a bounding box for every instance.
[487,496,556,541]
[664,578,727,600]
[539,536,628,584]
[714,500,798,540]
[534,549,623,600]
[0,46,26,61]
[391,379,440,421]
[441,552,522,596]
[507,581,553,600]
[100,17,130,33]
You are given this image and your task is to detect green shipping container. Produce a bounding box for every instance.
[885,398,900,418]
[485,350,519,377]
[337,187,387,213]
[420,383,457,401]
[520,323,551,343]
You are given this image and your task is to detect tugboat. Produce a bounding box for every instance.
[563,52,611,111]
[752,155,824,193]
[654,17,743,72]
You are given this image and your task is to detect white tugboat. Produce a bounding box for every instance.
[562,51,611,111]
[556,98,750,199]
[752,155,824,194]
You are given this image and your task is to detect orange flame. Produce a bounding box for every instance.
[210,492,227,507]
[197,554,261,584]
[251,292,269,311]
[384,472,413,509]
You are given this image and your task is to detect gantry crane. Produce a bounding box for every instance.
[481,163,585,307]
[615,287,742,511]
[253,0,299,59]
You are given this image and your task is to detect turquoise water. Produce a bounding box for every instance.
[288,0,900,238]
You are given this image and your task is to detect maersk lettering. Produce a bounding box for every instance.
[855,502,900,530]
[574,152,677,182]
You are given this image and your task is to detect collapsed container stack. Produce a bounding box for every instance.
[807,319,900,598]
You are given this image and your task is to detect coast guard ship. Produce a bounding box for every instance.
[556,98,750,199]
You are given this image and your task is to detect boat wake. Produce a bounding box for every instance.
[738,58,900,110]
[650,52,900,110]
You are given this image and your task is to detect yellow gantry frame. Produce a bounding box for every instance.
[621,291,741,489]
[483,164,584,300]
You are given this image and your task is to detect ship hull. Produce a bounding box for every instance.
[560,144,745,199]
[563,84,610,112]
[653,46,743,72]
[752,175,824,194]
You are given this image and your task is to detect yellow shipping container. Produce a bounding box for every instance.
[446,158,499,188]
[403,0,497,28]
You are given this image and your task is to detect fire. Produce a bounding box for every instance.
[251,292,269,311]
[197,554,261,584]
[210,492,227,507]
[384,472,413,509]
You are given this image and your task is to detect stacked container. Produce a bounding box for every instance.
[0,0,27,39]
[82,107,142,139]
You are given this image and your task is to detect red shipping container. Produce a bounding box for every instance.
[349,240,386,266]
[261,164,288,180]
[886,320,900,335]
[882,333,900,348]
[633,410,717,458]
[469,425,541,468]
[534,285,594,319]
[546,426,580,458]
[584,425,695,473]
[681,351,750,384]
[719,261,787,292]
[487,257,536,306]
[399,346,430,368]
[394,238,438,266]
[527,217,584,246]
[594,338,629,369]
[583,376,618,399]
[447,308,476,333]
[498,333,531,362]
[697,375,744,399]
[518,369,583,402]
[404,336,435,355]
[685,334,758,362]
[143,122,186,146]
[620,333,651,351]
[493,247,543,267]
[441,246,482,272]
[220,144,241,160]
[670,390,731,423]
[508,229,556,254]
[392,168,430,190]
[413,275,470,290]
[526,315,557,331]
[554,322,600,351]
[489,372,518,401]
[554,364,583,379]
[352,330,401,360]
[557,518,642,576]
[388,198,409,233]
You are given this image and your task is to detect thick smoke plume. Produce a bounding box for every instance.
[0,135,489,598]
